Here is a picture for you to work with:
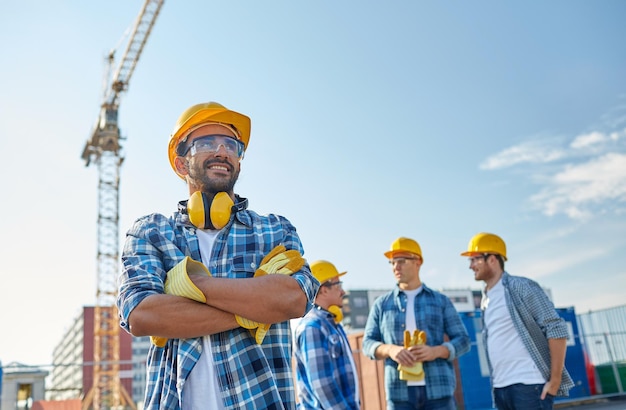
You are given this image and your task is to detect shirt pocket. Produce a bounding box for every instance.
[230,253,258,279]
[329,333,343,359]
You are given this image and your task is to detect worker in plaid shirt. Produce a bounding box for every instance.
[117,102,319,409]
[294,260,360,409]
[461,232,573,409]
[363,237,470,410]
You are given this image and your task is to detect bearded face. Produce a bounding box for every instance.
[179,123,243,195]
[186,155,240,194]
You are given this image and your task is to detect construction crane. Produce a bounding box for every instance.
[80,1,163,409]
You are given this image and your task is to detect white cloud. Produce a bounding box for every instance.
[570,128,626,150]
[481,106,626,220]
[529,153,626,219]
[570,131,606,149]
[479,140,565,170]
[609,127,626,142]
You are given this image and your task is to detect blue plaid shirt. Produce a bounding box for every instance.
[484,272,575,396]
[117,202,319,410]
[294,307,360,409]
[362,284,470,402]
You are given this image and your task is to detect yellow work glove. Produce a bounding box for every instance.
[255,245,305,276]
[398,329,427,381]
[150,257,210,347]
[236,244,306,344]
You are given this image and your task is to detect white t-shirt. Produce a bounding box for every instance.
[404,287,425,387]
[182,228,225,410]
[484,279,545,388]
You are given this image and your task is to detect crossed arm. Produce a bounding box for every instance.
[128,274,306,339]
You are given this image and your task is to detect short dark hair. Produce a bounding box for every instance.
[489,254,505,270]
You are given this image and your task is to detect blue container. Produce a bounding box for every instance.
[557,307,592,400]
[457,311,496,410]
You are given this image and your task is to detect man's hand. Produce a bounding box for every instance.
[409,344,447,362]
[541,378,560,399]
[389,344,418,367]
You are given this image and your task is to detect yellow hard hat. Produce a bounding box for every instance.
[168,102,251,178]
[310,260,346,284]
[384,237,423,260]
[460,232,507,261]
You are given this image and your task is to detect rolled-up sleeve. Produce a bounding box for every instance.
[117,214,185,332]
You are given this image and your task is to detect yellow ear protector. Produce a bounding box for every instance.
[186,191,235,230]
[328,305,344,324]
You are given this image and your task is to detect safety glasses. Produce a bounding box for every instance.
[388,257,417,266]
[181,134,245,159]
[468,254,490,265]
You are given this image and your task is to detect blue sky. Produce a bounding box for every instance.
[1,1,625,366]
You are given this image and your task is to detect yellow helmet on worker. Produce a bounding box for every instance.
[310,260,346,284]
[384,237,423,260]
[460,232,507,261]
[168,101,251,178]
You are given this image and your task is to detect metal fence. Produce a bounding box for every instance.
[577,304,626,394]
[578,305,626,365]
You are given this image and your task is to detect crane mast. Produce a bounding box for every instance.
[81,1,163,409]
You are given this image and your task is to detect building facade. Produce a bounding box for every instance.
[48,307,134,405]
[1,362,48,410]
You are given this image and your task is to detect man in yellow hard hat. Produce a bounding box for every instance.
[363,237,470,410]
[116,102,319,409]
[294,260,360,409]
[461,232,574,410]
